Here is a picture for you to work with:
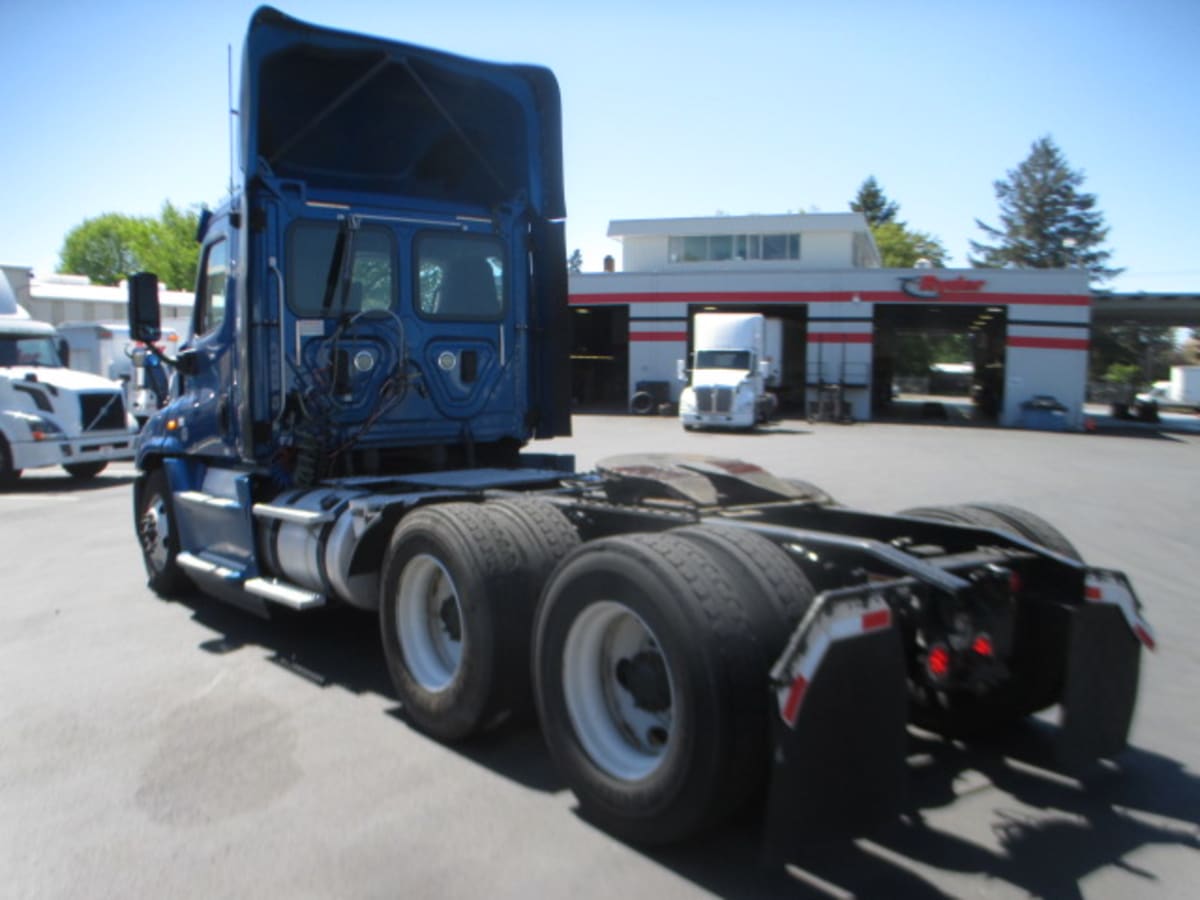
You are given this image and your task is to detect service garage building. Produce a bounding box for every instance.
[568,213,1091,428]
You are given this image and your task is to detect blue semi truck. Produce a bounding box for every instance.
[128,7,1153,845]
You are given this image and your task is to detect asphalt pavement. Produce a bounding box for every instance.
[1,416,1198,898]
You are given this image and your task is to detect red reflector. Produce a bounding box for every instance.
[1085,585,1103,601]
[1009,571,1023,594]
[862,609,891,631]
[927,645,951,679]
[1135,625,1156,651]
[972,634,994,657]
[782,675,808,725]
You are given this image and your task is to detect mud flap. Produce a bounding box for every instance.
[764,626,909,850]
[1057,603,1141,768]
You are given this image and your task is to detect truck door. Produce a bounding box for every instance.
[178,232,239,460]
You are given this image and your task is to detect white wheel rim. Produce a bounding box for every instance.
[562,600,675,781]
[140,495,170,573]
[396,554,463,692]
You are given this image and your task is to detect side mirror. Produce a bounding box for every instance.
[57,338,70,368]
[128,272,161,343]
[676,359,687,382]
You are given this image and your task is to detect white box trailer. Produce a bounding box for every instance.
[1169,365,1200,406]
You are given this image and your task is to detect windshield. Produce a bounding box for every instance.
[694,350,751,371]
[0,335,62,367]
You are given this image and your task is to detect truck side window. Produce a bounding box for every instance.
[287,222,395,316]
[195,239,229,337]
[416,233,505,321]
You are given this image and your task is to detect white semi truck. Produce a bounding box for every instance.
[0,272,138,483]
[57,321,180,426]
[678,312,782,429]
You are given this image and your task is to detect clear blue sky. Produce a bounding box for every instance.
[2,0,1197,293]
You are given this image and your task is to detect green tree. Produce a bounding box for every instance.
[59,202,201,290]
[134,202,201,291]
[58,213,147,286]
[872,221,949,268]
[567,248,583,274]
[850,176,899,227]
[849,178,948,267]
[969,136,1121,283]
[1088,325,1174,385]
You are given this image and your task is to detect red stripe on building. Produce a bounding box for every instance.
[1008,337,1089,351]
[570,290,1091,307]
[629,331,687,342]
[808,332,872,344]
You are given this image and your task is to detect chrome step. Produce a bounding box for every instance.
[177,551,244,581]
[252,503,335,526]
[176,490,241,511]
[244,577,326,610]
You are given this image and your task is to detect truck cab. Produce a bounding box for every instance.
[678,312,779,429]
[0,272,137,483]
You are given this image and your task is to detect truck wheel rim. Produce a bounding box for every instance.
[396,554,463,692]
[562,600,674,781]
[139,495,170,573]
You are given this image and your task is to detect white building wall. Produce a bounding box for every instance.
[800,232,855,268]
[621,236,670,272]
[629,300,688,401]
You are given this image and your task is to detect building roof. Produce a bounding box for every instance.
[607,212,872,239]
[30,275,194,310]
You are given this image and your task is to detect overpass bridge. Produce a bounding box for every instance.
[1092,292,1200,327]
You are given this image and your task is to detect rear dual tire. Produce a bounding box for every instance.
[379,499,578,742]
[534,530,813,844]
[899,502,1081,734]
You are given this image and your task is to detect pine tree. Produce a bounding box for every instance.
[849,178,947,267]
[850,176,899,228]
[969,136,1120,283]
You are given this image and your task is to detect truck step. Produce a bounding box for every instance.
[176,490,242,511]
[252,503,336,526]
[244,577,327,610]
[176,551,245,581]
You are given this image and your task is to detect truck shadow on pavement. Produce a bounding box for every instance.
[173,590,568,793]
[647,724,1200,899]
[166,590,1197,897]
[0,471,136,494]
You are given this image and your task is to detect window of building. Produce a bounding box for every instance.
[668,232,800,264]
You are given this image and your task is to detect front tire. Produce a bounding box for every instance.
[534,532,771,844]
[64,461,108,480]
[135,468,192,596]
[0,437,21,487]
